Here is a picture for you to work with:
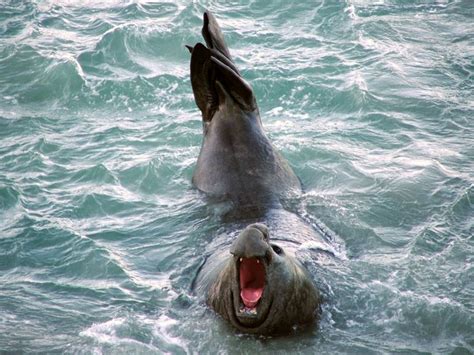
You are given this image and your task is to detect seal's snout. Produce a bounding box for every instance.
[230,224,272,313]
[230,223,270,258]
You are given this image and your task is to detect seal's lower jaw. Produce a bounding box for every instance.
[232,257,271,329]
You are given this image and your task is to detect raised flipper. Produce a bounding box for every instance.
[188,11,256,120]
[202,11,232,62]
[190,43,218,122]
[210,56,254,111]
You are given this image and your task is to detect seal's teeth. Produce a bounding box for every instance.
[256,259,260,264]
[239,258,243,262]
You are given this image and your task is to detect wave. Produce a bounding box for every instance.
[0,44,85,106]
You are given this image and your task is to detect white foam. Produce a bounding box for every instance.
[80,314,188,351]
[151,315,186,350]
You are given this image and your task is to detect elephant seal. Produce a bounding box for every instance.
[193,209,334,334]
[188,12,332,334]
[187,11,301,209]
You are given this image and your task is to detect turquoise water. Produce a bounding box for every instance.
[1,0,473,352]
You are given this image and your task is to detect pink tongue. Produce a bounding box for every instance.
[240,288,263,308]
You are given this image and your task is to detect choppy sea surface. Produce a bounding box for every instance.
[0,0,473,353]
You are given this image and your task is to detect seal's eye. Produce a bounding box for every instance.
[271,244,283,255]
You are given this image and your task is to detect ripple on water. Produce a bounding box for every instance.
[0,2,36,38]
[0,45,85,105]
[0,185,19,211]
[77,17,188,78]
[0,224,117,278]
[79,314,188,353]
[69,163,117,185]
[0,0,473,353]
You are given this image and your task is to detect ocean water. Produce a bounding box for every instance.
[0,0,473,353]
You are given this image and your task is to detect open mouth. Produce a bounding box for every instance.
[239,257,265,311]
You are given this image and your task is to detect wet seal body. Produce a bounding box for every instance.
[188,12,328,334]
[188,12,300,208]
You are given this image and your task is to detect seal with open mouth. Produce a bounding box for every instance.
[187,12,328,334]
[200,222,321,334]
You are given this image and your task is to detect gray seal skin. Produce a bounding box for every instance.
[188,12,328,335]
[188,11,301,208]
[194,209,332,335]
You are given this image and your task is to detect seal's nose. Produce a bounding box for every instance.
[230,224,270,258]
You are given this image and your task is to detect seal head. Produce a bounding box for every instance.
[207,224,320,334]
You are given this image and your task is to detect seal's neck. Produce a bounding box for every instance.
[221,198,282,222]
